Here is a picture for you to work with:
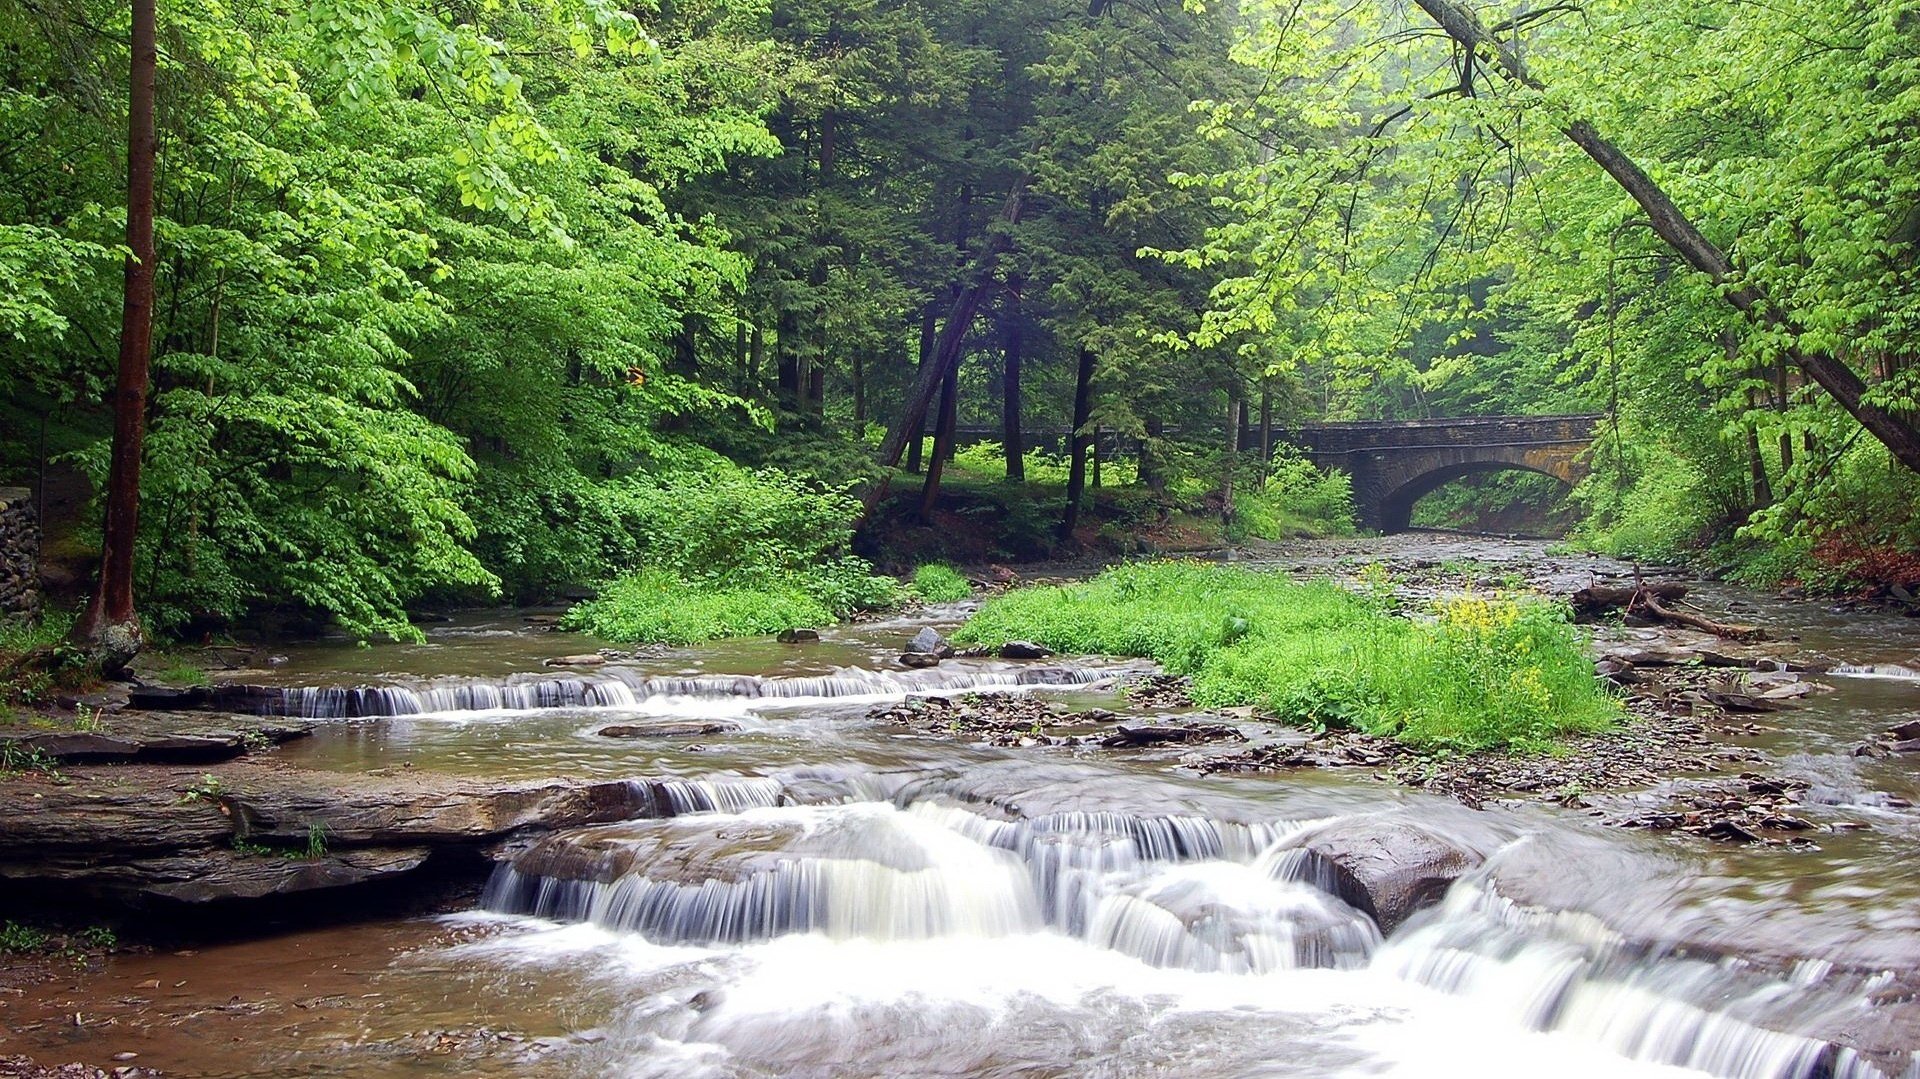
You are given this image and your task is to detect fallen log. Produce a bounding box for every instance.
[1631,590,1766,642]
[1570,582,1687,618]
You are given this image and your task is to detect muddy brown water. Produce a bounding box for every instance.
[6,537,1920,1078]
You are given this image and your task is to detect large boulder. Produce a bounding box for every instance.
[1278,815,1484,934]
[907,627,954,658]
[998,641,1053,660]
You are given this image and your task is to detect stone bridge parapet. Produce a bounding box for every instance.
[1286,415,1600,532]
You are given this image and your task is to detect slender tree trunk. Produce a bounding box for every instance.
[776,310,801,411]
[867,178,1028,510]
[1774,356,1794,479]
[748,324,765,388]
[852,351,866,426]
[1257,381,1272,488]
[1222,391,1240,534]
[919,368,959,520]
[73,0,157,668]
[906,302,938,474]
[807,361,824,416]
[1412,0,1920,474]
[1001,293,1025,482]
[1140,416,1165,493]
[735,320,749,386]
[1060,347,1097,541]
[1091,427,1102,488]
[1743,388,1773,509]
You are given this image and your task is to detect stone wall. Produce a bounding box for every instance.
[0,486,41,620]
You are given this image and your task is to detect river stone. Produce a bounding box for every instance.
[899,651,942,668]
[543,654,606,667]
[597,721,738,738]
[998,641,1053,660]
[510,815,824,886]
[1282,816,1484,934]
[1887,717,1920,741]
[907,627,954,658]
[145,847,436,903]
[777,628,820,644]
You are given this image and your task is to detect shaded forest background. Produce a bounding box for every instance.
[3,0,1918,643]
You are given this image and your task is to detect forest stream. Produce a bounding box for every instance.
[4,536,1919,1079]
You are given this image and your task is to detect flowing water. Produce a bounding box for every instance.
[9,538,1920,1077]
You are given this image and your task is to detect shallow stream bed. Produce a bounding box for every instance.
[5,537,1919,1078]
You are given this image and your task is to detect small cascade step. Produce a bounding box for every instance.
[211,664,1122,718]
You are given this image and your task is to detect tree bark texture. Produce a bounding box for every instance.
[867,179,1028,511]
[74,0,158,667]
[1060,347,1097,541]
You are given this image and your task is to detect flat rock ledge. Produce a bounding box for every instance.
[0,761,671,920]
[0,712,313,765]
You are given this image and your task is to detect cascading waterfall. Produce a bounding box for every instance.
[626,776,787,816]
[484,799,1376,976]
[478,794,1913,1079]
[223,664,1118,718]
[1377,878,1906,1079]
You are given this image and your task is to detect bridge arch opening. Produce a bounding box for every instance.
[1379,461,1578,535]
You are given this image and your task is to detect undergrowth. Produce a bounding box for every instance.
[910,564,972,603]
[563,462,904,644]
[953,561,1617,753]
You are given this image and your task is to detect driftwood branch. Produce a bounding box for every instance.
[1630,589,1765,642]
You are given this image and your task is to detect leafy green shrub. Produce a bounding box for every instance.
[911,563,972,603]
[1234,448,1355,540]
[947,440,1139,487]
[954,561,1615,753]
[562,461,902,643]
[564,569,836,645]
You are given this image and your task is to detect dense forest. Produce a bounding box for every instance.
[3,0,1918,650]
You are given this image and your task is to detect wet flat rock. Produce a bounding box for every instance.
[0,712,313,764]
[872,693,1241,751]
[0,763,665,909]
[597,721,738,738]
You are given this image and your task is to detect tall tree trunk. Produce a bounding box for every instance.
[1257,381,1273,489]
[1412,0,1920,474]
[73,0,157,669]
[1001,291,1025,482]
[867,178,1028,510]
[1222,391,1240,535]
[906,302,939,474]
[776,310,801,411]
[748,324,765,388]
[1060,347,1097,542]
[918,368,959,520]
[807,361,824,416]
[852,351,866,426]
[1774,356,1794,479]
[1140,415,1166,493]
[1091,427,1102,488]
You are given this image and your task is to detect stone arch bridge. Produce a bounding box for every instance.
[1287,414,1599,532]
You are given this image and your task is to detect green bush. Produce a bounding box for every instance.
[562,461,903,643]
[953,561,1616,753]
[562,569,837,645]
[1234,448,1355,540]
[911,563,972,603]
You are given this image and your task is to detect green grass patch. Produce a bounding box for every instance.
[952,561,1617,753]
[910,563,972,603]
[149,660,211,687]
[563,569,834,645]
[564,564,902,645]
